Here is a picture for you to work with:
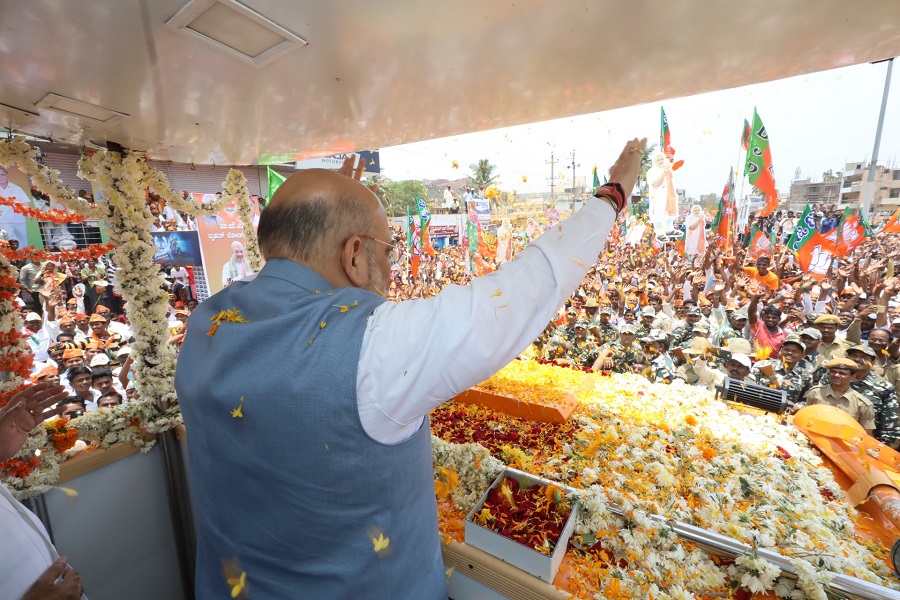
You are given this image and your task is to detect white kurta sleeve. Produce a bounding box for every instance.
[357,199,616,443]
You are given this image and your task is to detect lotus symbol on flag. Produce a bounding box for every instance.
[842,222,859,244]
[808,245,831,274]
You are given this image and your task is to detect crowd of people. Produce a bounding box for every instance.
[380,205,900,449]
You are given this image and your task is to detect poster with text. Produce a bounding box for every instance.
[194,193,261,296]
[151,231,203,266]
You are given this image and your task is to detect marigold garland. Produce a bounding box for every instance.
[1,243,116,264]
[0,252,33,408]
[0,195,88,223]
[45,418,78,454]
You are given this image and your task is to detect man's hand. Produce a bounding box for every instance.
[607,138,647,197]
[0,383,68,461]
[22,557,84,600]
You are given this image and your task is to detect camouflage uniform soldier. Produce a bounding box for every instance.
[590,306,619,347]
[636,306,656,339]
[717,306,749,346]
[562,320,601,369]
[594,324,645,373]
[646,332,678,384]
[845,345,900,447]
[671,307,703,348]
[751,336,814,405]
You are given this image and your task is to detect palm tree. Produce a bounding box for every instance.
[468,159,500,189]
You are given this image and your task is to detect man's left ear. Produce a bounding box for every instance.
[341,236,367,288]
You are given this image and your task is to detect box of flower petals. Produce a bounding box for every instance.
[464,467,579,583]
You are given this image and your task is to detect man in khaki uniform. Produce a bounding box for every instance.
[805,358,875,434]
[814,314,853,361]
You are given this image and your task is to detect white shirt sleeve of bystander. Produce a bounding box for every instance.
[357,199,617,444]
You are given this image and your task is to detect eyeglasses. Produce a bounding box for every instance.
[357,234,396,252]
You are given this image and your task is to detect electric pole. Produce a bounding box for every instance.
[567,150,581,211]
[862,57,894,217]
[546,152,559,205]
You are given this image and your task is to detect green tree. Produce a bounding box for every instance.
[638,144,659,196]
[381,180,427,218]
[698,193,719,210]
[468,159,500,189]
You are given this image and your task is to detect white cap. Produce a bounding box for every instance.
[892,318,900,326]
[730,353,752,368]
[116,346,131,358]
[641,306,656,316]
[94,280,109,287]
[89,354,110,368]
[24,312,41,322]
[15,297,25,307]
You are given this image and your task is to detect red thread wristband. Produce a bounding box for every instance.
[594,183,627,213]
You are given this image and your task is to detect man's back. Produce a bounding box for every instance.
[176,259,446,599]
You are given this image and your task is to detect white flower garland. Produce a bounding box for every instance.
[0,137,105,220]
[222,168,264,274]
[77,150,178,408]
[141,164,229,217]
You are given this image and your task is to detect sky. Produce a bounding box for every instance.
[378,61,899,200]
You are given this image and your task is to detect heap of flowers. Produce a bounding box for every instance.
[432,367,900,598]
[473,476,573,556]
[475,358,589,406]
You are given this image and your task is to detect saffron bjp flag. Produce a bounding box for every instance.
[660,107,684,170]
[266,167,286,200]
[796,230,836,280]
[744,108,779,217]
[881,207,900,233]
[747,225,772,259]
[414,197,436,257]
[710,168,735,249]
[834,207,873,256]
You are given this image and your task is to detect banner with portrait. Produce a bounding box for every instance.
[151,231,203,266]
[194,193,261,297]
[0,164,44,247]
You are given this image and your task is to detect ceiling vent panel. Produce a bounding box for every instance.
[166,0,307,67]
[34,93,129,125]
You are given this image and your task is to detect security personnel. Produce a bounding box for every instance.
[802,358,875,434]
[590,306,619,347]
[751,335,813,406]
[844,345,900,448]
[815,314,853,361]
[562,319,600,369]
[636,306,656,338]
[671,307,703,347]
[593,324,644,373]
[646,331,678,384]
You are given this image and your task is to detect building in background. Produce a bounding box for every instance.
[839,161,900,215]
[788,177,841,211]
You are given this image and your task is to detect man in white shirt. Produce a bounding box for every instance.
[0,383,85,599]
[0,166,32,245]
[176,140,645,598]
[221,241,253,287]
[443,185,454,210]
[171,265,191,301]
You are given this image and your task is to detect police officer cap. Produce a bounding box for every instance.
[584,298,599,308]
[687,307,702,316]
[620,324,638,334]
[574,319,589,330]
[823,357,857,370]
[814,314,841,325]
[599,306,613,316]
[641,306,656,317]
[566,306,578,315]
[692,322,710,332]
